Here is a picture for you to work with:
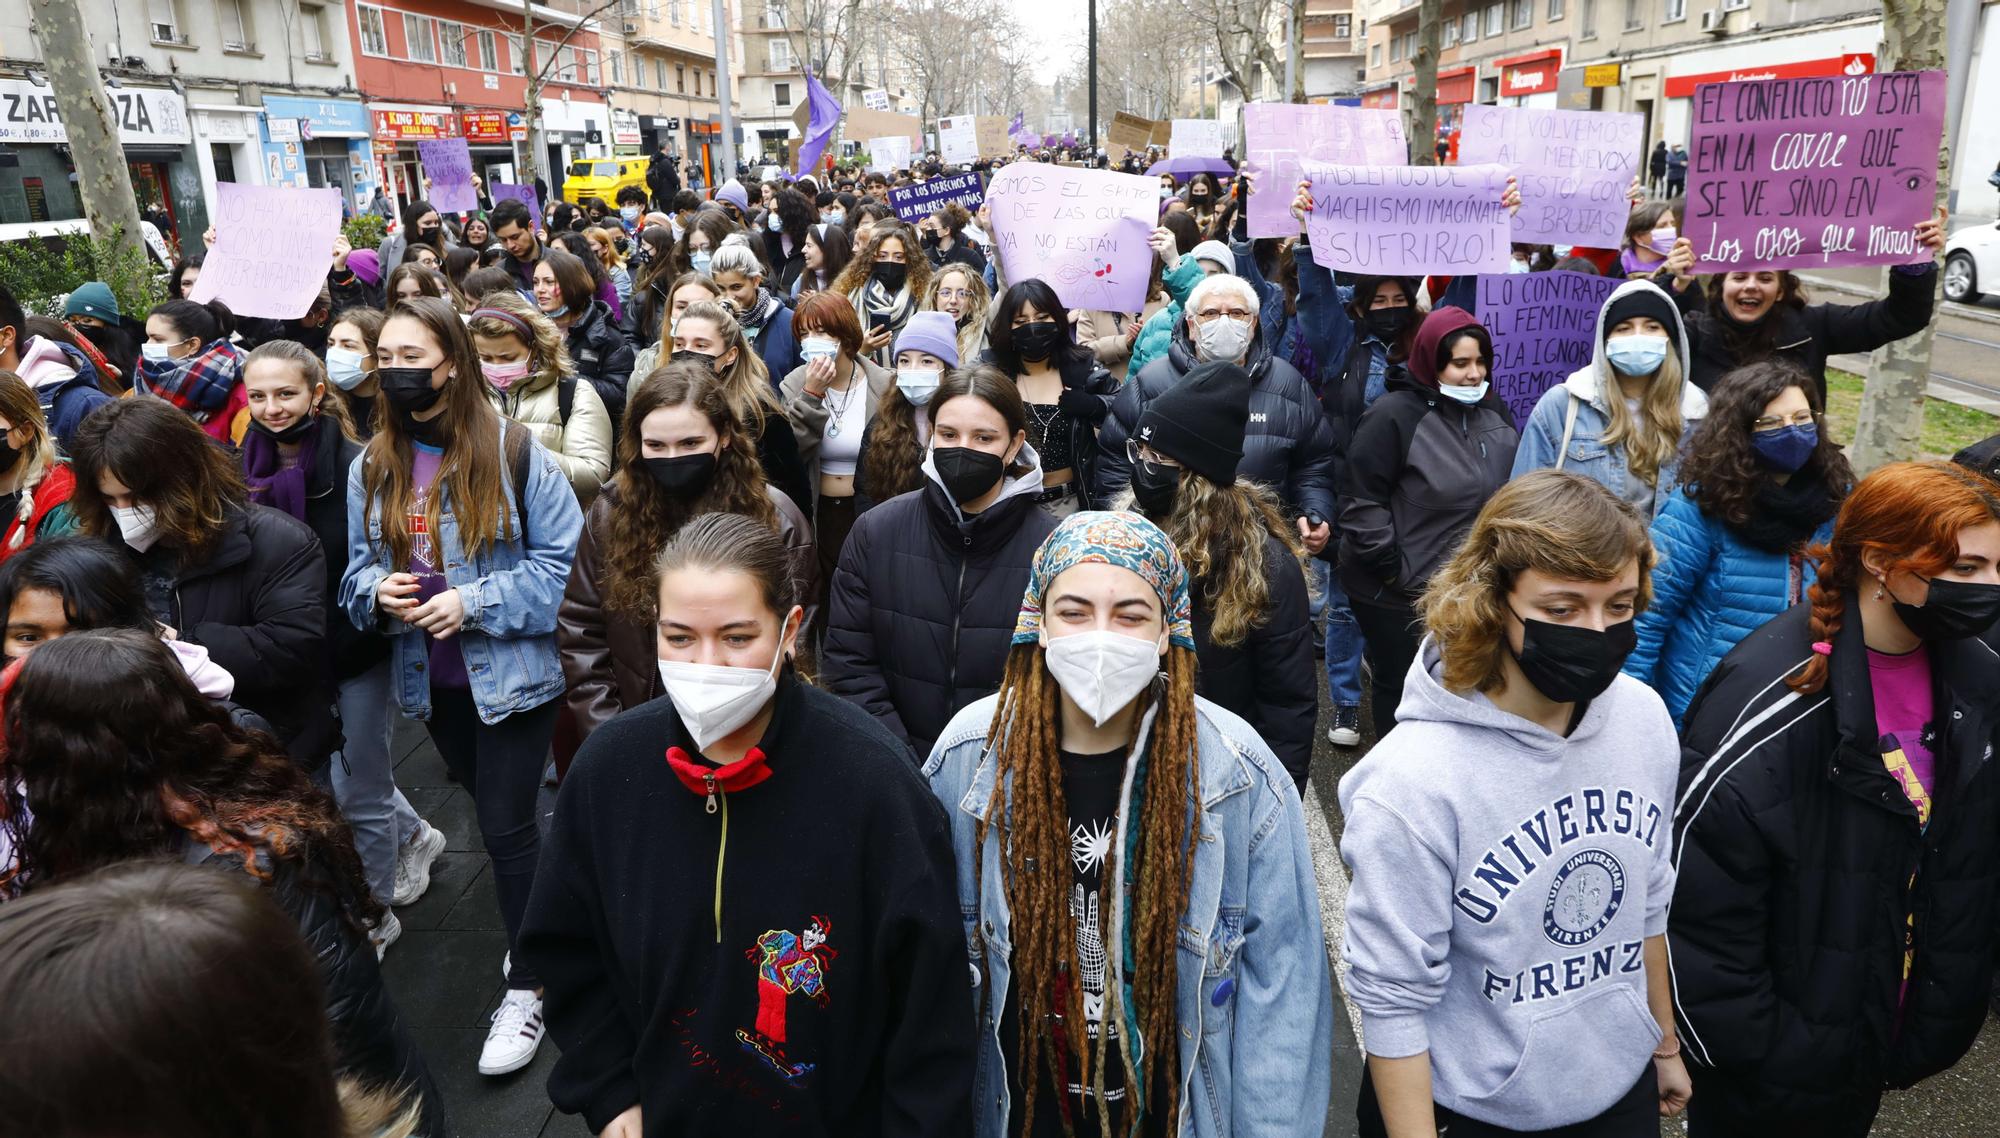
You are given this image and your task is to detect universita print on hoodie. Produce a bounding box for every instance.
[1337,639,1679,1130]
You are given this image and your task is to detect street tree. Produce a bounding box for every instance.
[25,0,147,272]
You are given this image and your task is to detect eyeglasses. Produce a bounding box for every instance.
[936,288,974,301]
[1126,439,1183,469]
[1192,308,1252,323]
[1751,410,1819,433]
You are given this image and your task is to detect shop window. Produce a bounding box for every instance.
[403,13,438,63]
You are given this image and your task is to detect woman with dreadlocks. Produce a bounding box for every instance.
[924,509,1332,1138]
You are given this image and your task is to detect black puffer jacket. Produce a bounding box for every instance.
[1189,531,1316,792]
[1669,600,2000,1126]
[564,299,636,428]
[1668,264,1936,398]
[1095,320,1337,523]
[822,463,1056,757]
[185,840,448,1136]
[162,504,333,771]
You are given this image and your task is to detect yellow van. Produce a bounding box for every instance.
[562,156,650,205]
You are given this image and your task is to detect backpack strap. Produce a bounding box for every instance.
[557,375,576,427]
[1554,391,1582,472]
[503,420,532,541]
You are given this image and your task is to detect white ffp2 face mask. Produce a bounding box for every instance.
[1043,629,1164,727]
[657,615,796,751]
[111,504,161,552]
[1194,315,1253,363]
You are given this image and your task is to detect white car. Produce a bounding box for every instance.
[1944,218,2000,304]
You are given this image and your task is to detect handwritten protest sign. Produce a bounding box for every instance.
[889,171,986,223]
[987,161,1157,313]
[489,182,542,232]
[1108,111,1159,164]
[867,134,912,174]
[1242,103,1408,238]
[187,183,342,319]
[938,117,978,165]
[416,137,477,212]
[1458,105,1640,248]
[1302,162,1511,276]
[1171,118,1226,158]
[975,115,1011,158]
[1477,270,1623,428]
[1688,69,1944,272]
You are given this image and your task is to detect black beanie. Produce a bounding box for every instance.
[1135,361,1250,486]
[1602,289,1679,343]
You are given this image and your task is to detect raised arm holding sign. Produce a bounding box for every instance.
[986,162,1157,313]
[1301,163,1513,276]
[1457,105,1640,248]
[1242,103,1407,238]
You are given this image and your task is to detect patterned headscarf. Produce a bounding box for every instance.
[1012,510,1196,650]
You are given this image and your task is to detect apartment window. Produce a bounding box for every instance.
[506,33,524,73]
[1664,0,1686,17]
[301,3,328,56]
[477,29,498,69]
[440,21,468,68]
[764,1,782,24]
[1484,3,1503,34]
[775,81,792,106]
[770,37,791,71]
[147,0,184,42]
[693,70,702,95]
[1511,0,1532,26]
[676,63,686,92]
[609,50,622,84]
[558,46,578,82]
[1334,13,1352,37]
[1624,0,1644,29]
[1581,0,1597,33]
[1548,0,1565,17]
[1443,19,1461,44]
[219,0,254,49]
[583,48,600,83]
[1389,33,1403,60]
[656,59,667,88]
[354,4,386,54]
[1463,11,1478,39]
[403,13,438,62]
[670,0,682,25]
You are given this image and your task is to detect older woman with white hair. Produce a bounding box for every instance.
[1094,272,1337,557]
[707,236,799,384]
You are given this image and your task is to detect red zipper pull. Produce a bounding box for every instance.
[704,773,718,814]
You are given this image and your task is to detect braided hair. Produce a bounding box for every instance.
[0,371,58,553]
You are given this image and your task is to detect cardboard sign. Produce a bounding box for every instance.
[188,183,343,319]
[843,106,922,146]
[975,115,1011,158]
[416,137,478,213]
[866,135,912,174]
[889,171,986,223]
[1687,69,1945,271]
[489,182,543,233]
[987,161,1157,313]
[1170,118,1226,158]
[1477,270,1623,428]
[938,116,978,165]
[1242,103,1407,238]
[1457,105,1642,248]
[1108,111,1159,163]
[1302,162,1512,276]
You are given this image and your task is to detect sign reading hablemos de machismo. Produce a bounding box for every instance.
[1687,69,1945,272]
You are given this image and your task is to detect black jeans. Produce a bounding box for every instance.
[1359,1059,1658,1137]
[1683,1079,1880,1138]
[1349,588,1422,735]
[424,687,559,990]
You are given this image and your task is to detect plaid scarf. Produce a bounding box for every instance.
[138,339,245,422]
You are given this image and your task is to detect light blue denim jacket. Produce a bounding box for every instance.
[922,693,1334,1138]
[338,427,583,724]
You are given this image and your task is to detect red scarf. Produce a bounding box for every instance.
[665,745,773,799]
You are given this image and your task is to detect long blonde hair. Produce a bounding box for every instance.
[924,264,990,364]
[1597,331,1687,490]
[1118,474,1308,647]
[675,299,780,429]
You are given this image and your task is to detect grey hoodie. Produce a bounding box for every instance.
[1337,638,1679,1130]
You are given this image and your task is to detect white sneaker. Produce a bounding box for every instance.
[370,911,403,962]
[478,989,545,1076]
[391,820,448,907]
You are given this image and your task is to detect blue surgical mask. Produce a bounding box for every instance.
[544,303,570,320]
[326,346,370,391]
[691,249,712,274]
[1440,381,1489,405]
[621,205,641,222]
[826,209,845,226]
[1509,258,1533,274]
[1605,333,1669,377]
[141,341,177,363]
[1751,422,1818,472]
[767,212,783,232]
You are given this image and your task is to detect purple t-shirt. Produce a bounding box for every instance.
[410,442,468,689]
[1870,645,1934,1008]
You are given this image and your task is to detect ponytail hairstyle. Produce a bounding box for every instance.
[605,363,778,616]
[146,298,236,348]
[0,371,59,552]
[1789,461,2000,694]
[1422,470,1656,695]
[242,340,357,442]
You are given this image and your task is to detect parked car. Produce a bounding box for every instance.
[562,157,650,206]
[1944,218,2000,304]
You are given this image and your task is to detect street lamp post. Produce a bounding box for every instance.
[1087,0,1098,158]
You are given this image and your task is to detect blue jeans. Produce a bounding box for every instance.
[1314,561,1365,709]
[333,659,423,906]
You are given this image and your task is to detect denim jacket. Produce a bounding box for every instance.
[922,693,1334,1138]
[338,427,584,724]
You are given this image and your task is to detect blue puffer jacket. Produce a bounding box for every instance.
[1624,487,1832,724]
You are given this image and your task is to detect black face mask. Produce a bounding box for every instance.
[1012,320,1062,363]
[249,415,317,445]
[0,434,20,475]
[920,230,940,248]
[932,446,1004,505]
[1510,611,1638,705]
[871,261,909,292]
[1363,306,1414,343]
[645,452,717,497]
[669,349,720,373]
[1130,458,1181,519]
[377,366,444,416]
[1892,577,2000,641]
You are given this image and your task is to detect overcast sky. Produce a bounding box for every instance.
[1009,0,1085,84]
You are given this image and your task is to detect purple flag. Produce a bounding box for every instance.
[794,72,843,179]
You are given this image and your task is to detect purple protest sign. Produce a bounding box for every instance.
[489,182,543,233]
[1688,70,1945,272]
[416,138,477,213]
[1477,270,1623,428]
[1457,106,1640,248]
[888,171,986,224]
[1242,103,1407,238]
[187,183,343,320]
[1302,162,1511,276]
[987,161,1157,313]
